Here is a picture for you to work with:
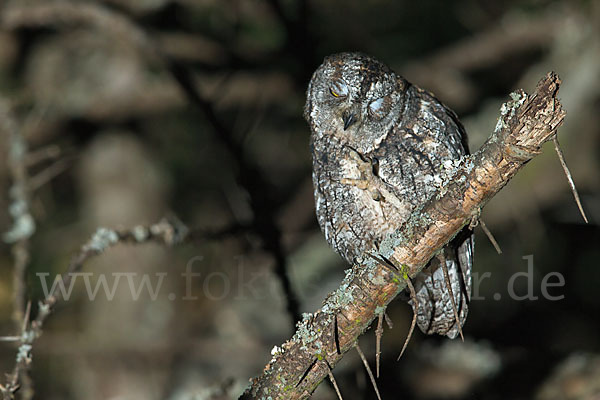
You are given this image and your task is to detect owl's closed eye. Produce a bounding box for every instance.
[329,79,349,98]
[368,96,393,120]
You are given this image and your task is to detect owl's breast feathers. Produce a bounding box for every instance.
[312,137,410,265]
[373,85,469,204]
[311,84,469,262]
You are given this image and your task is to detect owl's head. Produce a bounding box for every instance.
[304,52,407,153]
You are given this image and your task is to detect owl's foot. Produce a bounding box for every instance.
[340,177,383,201]
[341,147,411,215]
[341,147,384,201]
[366,253,417,361]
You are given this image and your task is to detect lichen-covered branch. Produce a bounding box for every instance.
[0,101,36,326]
[240,72,565,399]
[0,100,37,400]
[0,217,188,400]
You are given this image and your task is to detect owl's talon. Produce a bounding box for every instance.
[341,149,387,201]
[346,147,366,162]
[341,177,369,190]
[341,177,383,202]
[469,207,482,229]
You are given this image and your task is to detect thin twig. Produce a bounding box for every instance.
[333,313,341,355]
[375,312,383,378]
[480,219,502,254]
[44,217,189,304]
[28,158,72,191]
[21,301,30,337]
[24,145,61,167]
[0,337,21,342]
[355,344,382,400]
[552,136,588,223]
[3,301,33,400]
[326,362,343,400]
[398,277,418,361]
[384,312,393,329]
[367,254,417,361]
[17,302,33,400]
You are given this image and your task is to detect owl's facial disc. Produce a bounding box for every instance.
[305,52,406,152]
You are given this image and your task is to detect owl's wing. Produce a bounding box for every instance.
[409,231,474,338]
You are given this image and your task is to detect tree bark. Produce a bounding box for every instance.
[240,72,566,399]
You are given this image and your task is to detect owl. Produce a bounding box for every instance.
[304,52,474,339]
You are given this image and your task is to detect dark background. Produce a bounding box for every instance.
[0,0,599,399]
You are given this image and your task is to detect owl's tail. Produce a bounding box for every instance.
[407,231,474,339]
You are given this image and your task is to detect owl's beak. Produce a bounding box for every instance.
[342,111,357,130]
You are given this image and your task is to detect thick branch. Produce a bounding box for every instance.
[241,72,565,399]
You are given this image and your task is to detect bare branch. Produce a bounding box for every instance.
[1,217,189,399]
[28,158,72,191]
[241,72,566,399]
[480,219,503,254]
[552,137,588,223]
[326,362,343,400]
[375,312,383,377]
[23,145,61,167]
[397,275,417,361]
[355,344,382,400]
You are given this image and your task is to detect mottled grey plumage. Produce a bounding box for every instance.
[304,52,473,338]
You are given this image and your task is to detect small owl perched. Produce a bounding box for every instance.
[304,52,474,339]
